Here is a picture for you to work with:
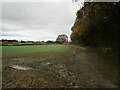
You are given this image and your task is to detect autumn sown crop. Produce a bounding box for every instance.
[2,45,68,56]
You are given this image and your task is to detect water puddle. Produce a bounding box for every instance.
[10,65,32,71]
[41,61,52,66]
[12,58,24,61]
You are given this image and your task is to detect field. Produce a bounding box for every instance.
[2,45,118,88]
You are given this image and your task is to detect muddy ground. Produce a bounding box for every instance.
[2,45,118,88]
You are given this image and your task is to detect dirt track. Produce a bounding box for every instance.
[65,46,118,88]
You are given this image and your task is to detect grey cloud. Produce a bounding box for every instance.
[2,2,80,41]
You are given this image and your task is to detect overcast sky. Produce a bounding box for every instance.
[1,0,83,41]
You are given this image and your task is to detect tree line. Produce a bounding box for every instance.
[71,2,120,52]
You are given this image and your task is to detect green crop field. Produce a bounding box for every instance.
[2,45,73,88]
[2,45,68,54]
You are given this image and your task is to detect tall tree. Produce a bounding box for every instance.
[71,2,120,50]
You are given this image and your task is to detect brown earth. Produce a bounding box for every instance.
[2,45,118,88]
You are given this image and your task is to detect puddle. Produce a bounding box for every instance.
[41,61,52,66]
[12,58,24,61]
[10,65,32,71]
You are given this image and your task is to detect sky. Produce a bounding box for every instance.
[1,0,84,41]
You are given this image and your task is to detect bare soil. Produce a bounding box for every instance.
[2,45,118,88]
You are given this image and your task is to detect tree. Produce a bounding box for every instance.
[71,2,120,50]
[56,34,68,44]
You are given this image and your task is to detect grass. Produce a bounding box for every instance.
[2,45,68,57]
[2,45,68,53]
[85,47,118,65]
